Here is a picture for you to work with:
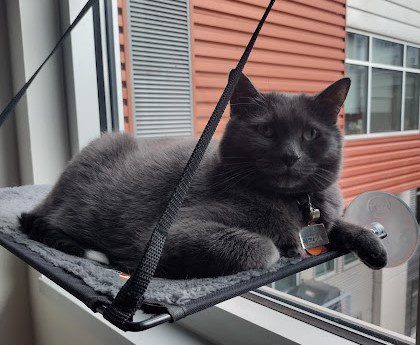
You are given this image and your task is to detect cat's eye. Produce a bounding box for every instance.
[257,124,275,138]
[303,128,319,141]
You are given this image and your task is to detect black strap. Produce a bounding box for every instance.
[0,0,98,128]
[103,0,277,330]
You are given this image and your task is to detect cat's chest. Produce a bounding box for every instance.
[243,193,333,232]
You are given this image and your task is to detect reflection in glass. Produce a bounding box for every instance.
[344,252,358,265]
[371,68,402,132]
[406,46,420,69]
[274,274,298,293]
[372,38,403,66]
[345,64,368,134]
[405,73,420,130]
[315,260,335,277]
[346,32,369,61]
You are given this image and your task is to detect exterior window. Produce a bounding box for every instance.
[315,260,335,277]
[372,38,403,66]
[345,32,420,136]
[345,64,368,134]
[406,46,420,69]
[405,73,420,130]
[371,69,402,132]
[273,274,298,293]
[346,32,369,61]
[344,252,358,265]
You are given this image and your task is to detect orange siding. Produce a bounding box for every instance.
[119,0,420,199]
[341,135,420,203]
[117,0,134,133]
[190,0,347,137]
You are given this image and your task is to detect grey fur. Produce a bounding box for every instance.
[20,74,387,278]
[0,184,297,306]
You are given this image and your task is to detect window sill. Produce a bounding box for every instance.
[345,130,420,140]
[33,271,415,345]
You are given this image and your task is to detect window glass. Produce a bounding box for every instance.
[372,38,403,66]
[406,46,420,69]
[345,64,368,134]
[344,252,357,265]
[405,73,420,130]
[315,260,335,277]
[274,274,298,293]
[346,32,369,61]
[371,68,402,132]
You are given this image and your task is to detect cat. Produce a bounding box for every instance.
[19,72,387,278]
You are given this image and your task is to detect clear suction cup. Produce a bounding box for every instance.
[343,191,419,268]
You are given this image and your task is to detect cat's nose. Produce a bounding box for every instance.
[282,153,301,167]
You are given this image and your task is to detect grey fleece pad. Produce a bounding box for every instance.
[0,185,296,307]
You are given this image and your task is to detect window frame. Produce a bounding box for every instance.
[345,29,420,139]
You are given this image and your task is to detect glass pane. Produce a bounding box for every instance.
[405,73,420,130]
[274,274,298,293]
[344,252,357,265]
[372,38,403,66]
[406,46,420,69]
[371,68,402,132]
[315,260,335,277]
[345,64,368,134]
[346,32,369,61]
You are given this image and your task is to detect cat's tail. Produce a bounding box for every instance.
[19,212,86,257]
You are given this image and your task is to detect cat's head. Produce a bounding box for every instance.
[219,72,350,194]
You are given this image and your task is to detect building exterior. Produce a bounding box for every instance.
[118,0,420,337]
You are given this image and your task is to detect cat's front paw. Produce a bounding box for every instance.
[238,235,280,271]
[352,230,387,269]
[280,244,305,259]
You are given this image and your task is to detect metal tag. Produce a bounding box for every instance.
[299,223,329,250]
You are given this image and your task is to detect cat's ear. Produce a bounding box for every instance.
[314,78,351,124]
[229,71,261,115]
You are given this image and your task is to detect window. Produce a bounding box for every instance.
[343,252,357,266]
[272,274,299,293]
[345,31,420,136]
[315,260,335,278]
[264,189,418,341]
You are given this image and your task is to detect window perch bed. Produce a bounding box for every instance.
[0,185,346,331]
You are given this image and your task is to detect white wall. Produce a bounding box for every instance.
[0,2,34,345]
[0,0,19,188]
[30,270,214,345]
[6,0,70,185]
[347,0,420,45]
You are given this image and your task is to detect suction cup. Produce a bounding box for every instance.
[343,191,419,268]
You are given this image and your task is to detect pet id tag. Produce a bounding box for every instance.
[297,195,329,256]
[299,223,329,256]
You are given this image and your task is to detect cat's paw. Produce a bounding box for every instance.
[352,230,387,269]
[238,235,280,271]
[280,244,305,259]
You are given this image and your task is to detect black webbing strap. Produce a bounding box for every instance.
[103,0,278,330]
[0,0,98,128]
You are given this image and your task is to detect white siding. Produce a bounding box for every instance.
[347,0,420,45]
[128,0,193,137]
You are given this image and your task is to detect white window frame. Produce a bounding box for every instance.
[345,28,420,140]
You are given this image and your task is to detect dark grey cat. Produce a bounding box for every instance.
[20,73,387,278]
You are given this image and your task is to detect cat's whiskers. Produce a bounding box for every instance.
[217,169,256,195]
[211,167,256,191]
